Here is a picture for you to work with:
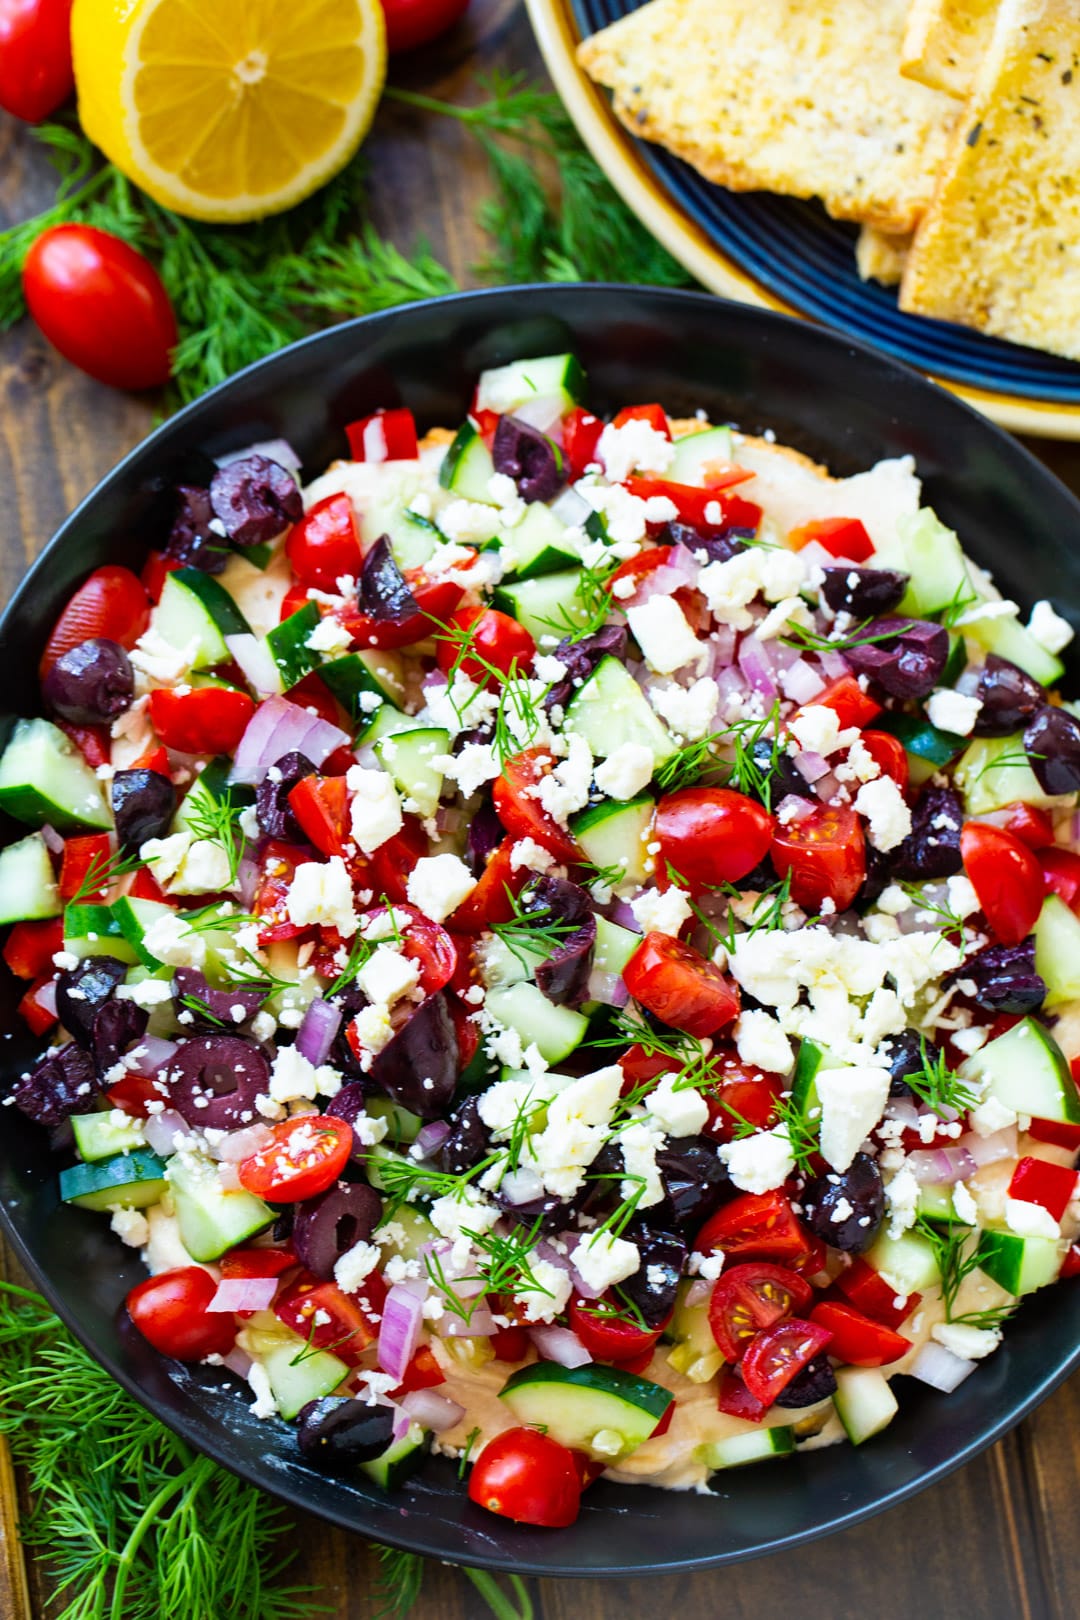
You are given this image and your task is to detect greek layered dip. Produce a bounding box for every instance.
[4,353,1080,1525]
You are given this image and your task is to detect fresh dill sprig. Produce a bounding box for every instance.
[539,555,619,644]
[913,1216,982,1320]
[728,1092,819,1175]
[490,886,579,968]
[583,1175,648,1242]
[973,746,1042,782]
[949,1302,1017,1332]
[901,1035,976,1118]
[937,577,980,629]
[179,993,226,1028]
[458,1427,482,1478]
[781,620,909,656]
[898,881,965,934]
[72,846,148,903]
[185,789,245,884]
[325,930,376,997]
[725,701,789,811]
[654,731,727,794]
[372,1546,427,1620]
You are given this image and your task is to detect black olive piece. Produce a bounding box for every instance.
[43,638,134,726]
[255,750,317,841]
[356,535,420,624]
[947,938,1046,1016]
[856,841,892,908]
[296,1398,396,1466]
[172,966,269,1030]
[112,768,177,852]
[12,1044,100,1126]
[543,626,627,713]
[209,455,303,548]
[167,1036,271,1131]
[773,1354,838,1409]
[881,1027,942,1098]
[519,872,594,928]
[846,617,950,700]
[1024,705,1080,795]
[665,520,748,563]
[435,1096,492,1176]
[367,991,459,1119]
[746,737,806,805]
[820,566,909,619]
[974,654,1044,737]
[655,1138,735,1232]
[464,796,504,876]
[165,485,228,573]
[891,785,964,881]
[492,415,565,503]
[618,1223,687,1328]
[536,916,597,1008]
[293,1182,383,1279]
[56,955,128,1047]
[800,1153,885,1254]
[90,998,149,1078]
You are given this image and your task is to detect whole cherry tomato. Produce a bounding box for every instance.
[770,803,866,913]
[40,565,149,677]
[655,787,773,892]
[286,494,362,591]
[741,1317,834,1405]
[238,1115,353,1202]
[380,0,469,53]
[436,606,535,687]
[707,1263,812,1363]
[467,1427,583,1528]
[23,225,177,390]
[623,932,741,1038]
[0,0,74,123]
[960,822,1044,945]
[149,685,255,755]
[126,1267,236,1361]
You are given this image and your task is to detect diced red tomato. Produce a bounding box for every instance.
[568,1296,663,1365]
[393,1343,447,1394]
[489,1323,530,1362]
[1007,1156,1079,1221]
[654,786,773,893]
[127,1267,236,1361]
[141,549,182,604]
[127,867,168,904]
[253,841,308,942]
[58,721,112,769]
[280,581,311,622]
[18,974,57,1035]
[105,1072,165,1118]
[368,815,429,902]
[1003,803,1055,850]
[700,1052,783,1143]
[1040,847,1080,915]
[492,748,580,865]
[131,743,169,775]
[860,730,909,792]
[625,470,755,529]
[803,675,882,731]
[58,833,112,901]
[239,1115,353,1202]
[3,916,63,980]
[832,1257,920,1329]
[960,822,1044,947]
[707,1263,812,1362]
[696,1190,813,1265]
[149,685,255,756]
[345,407,418,463]
[771,803,866,914]
[562,407,604,479]
[286,493,363,592]
[787,517,874,561]
[717,1367,767,1423]
[40,565,149,677]
[1028,1109,1080,1151]
[340,568,466,652]
[741,1317,833,1405]
[809,1301,910,1367]
[435,605,535,687]
[448,837,528,932]
[623,932,741,1039]
[287,775,349,858]
[612,403,671,437]
[468,1427,583,1528]
[274,1273,385,1366]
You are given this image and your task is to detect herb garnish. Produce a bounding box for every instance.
[913,1217,983,1320]
[72,847,148,904]
[902,1035,977,1118]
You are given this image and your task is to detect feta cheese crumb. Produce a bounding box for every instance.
[643,1072,709,1137]
[109,1207,150,1247]
[734,1009,794,1075]
[885,1166,920,1237]
[952,1181,979,1225]
[355,944,420,1007]
[594,740,655,802]
[1005,1197,1061,1240]
[570,1231,640,1293]
[406,853,476,922]
[306,615,353,656]
[515,1258,573,1323]
[626,596,703,674]
[926,688,982,736]
[853,776,912,853]
[334,1240,381,1293]
[932,1321,1001,1360]
[1028,599,1074,655]
[596,419,675,482]
[347,766,403,856]
[817,1065,890,1171]
[509,837,556,874]
[286,856,358,938]
[718,1125,795,1194]
[247,1361,278,1419]
[648,677,717,741]
[630,884,693,937]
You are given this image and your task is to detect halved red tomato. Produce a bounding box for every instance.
[41,565,149,676]
[468,1427,583,1528]
[832,1257,920,1329]
[345,407,418,463]
[58,833,112,902]
[357,902,457,995]
[741,1317,833,1405]
[654,787,773,893]
[860,730,909,792]
[695,1190,813,1265]
[1039,847,1080,914]
[448,837,528,933]
[2,916,63,980]
[717,1367,767,1423]
[492,748,580,864]
[393,1344,447,1395]
[58,721,111,769]
[286,493,362,591]
[1003,803,1055,850]
[563,407,604,479]
[287,775,350,858]
[960,822,1044,946]
[274,1272,386,1366]
[612,403,671,436]
[770,803,866,913]
[435,605,535,686]
[624,932,740,1038]
[18,976,57,1035]
[707,1263,813,1362]
[700,1051,783,1143]
[809,1301,910,1367]
[127,1267,235,1362]
[803,674,882,731]
[149,685,255,755]
[368,815,429,902]
[568,1296,663,1365]
[238,1115,353,1202]
[253,840,309,942]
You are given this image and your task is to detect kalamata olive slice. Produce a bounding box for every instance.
[745,737,807,805]
[167,1036,271,1130]
[90,998,149,1078]
[255,750,317,841]
[367,992,458,1120]
[494,1189,569,1234]
[773,1353,837,1408]
[820,567,908,619]
[881,1027,942,1098]
[543,626,627,713]
[619,1223,687,1328]
[948,938,1046,1015]
[356,535,419,624]
[56,955,128,1047]
[12,1043,100,1126]
[435,1096,491,1175]
[112,768,177,852]
[296,1397,396,1466]
[325,1079,372,1151]
[492,415,565,503]
[520,873,593,929]
[464,797,504,877]
[209,455,303,548]
[43,638,135,725]
[293,1181,383,1279]
[165,485,227,574]
[1024,705,1080,795]
[892,786,963,881]
[666,520,748,563]
[536,916,596,1008]
[974,655,1044,737]
[172,966,269,1029]
[801,1153,884,1253]
[655,1138,734,1231]
[846,617,949,700]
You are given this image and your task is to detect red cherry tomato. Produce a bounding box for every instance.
[274,1272,385,1365]
[343,567,466,650]
[563,406,604,479]
[105,1072,164,1118]
[700,1049,783,1142]
[787,517,874,561]
[252,840,309,942]
[860,730,909,792]
[805,674,882,730]
[58,721,111,769]
[436,605,535,687]
[380,0,469,52]
[832,1257,920,1329]
[625,476,762,535]
[287,775,350,858]
[1003,803,1055,850]
[219,1246,297,1281]
[808,1301,910,1367]
[655,787,773,893]
[238,1115,353,1202]
[393,1343,447,1394]
[770,803,866,913]
[489,1323,530,1362]
[624,931,741,1038]
[286,494,362,591]
[447,835,529,932]
[568,1296,663,1364]
[41,565,150,676]
[960,822,1044,946]
[0,0,74,123]
[141,549,182,604]
[18,975,57,1035]
[367,814,429,902]
[492,748,581,864]
[612,403,671,436]
[468,1427,583,1528]
[1040,847,1080,914]
[717,1366,768,1423]
[149,686,254,756]
[356,903,457,996]
[707,1262,812,1362]
[345,407,419,461]
[126,1267,235,1362]
[696,1190,813,1265]
[2,916,63,980]
[741,1317,833,1405]
[23,225,177,390]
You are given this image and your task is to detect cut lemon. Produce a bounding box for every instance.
[71,0,386,222]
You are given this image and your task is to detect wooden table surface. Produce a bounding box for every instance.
[2,2,1080,1615]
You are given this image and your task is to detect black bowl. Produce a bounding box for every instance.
[2,285,1078,1576]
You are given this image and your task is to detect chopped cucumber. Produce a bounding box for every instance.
[438,423,498,504]
[791,1038,834,1117]
[833,1366,898,1444]
[1034,894,1080,1010]
[110,896,175,968]
[477,932,544,989]
[697,1427,795,1470]
[357,704,417,745]
[953,734,1062,815]
[0,718,110,833]
[594,915,642,979]
[60,1148,167,1212]
[373,726,449,819]
[665,1279,723,1383]
[493,568,590,642]
[876,712,966,770]
[483,983,589,1064]
[976,1229,1063,1295]
[474,353,586,417]
[360,1425,429,1490]
[961,1016,1080,1124]
[167,1151,273,1262]
[669,424,735,484]
[967,613,1065,687]
[865,1228,941,1294]
[894,509,973,618]
[563,656,677,767]
[571,794,655,888]
[63,902,138,964]
[266,602,321,690]
[71,1110,145,1163]
[916,1182,969,1226]
[499,1362,670,1460]
[0,832,60,924]
[156,568,250,669]
[249,1329,349,1421]
[377,1205,438,1262]
[498,503,580,579]
[366,1096,424,1145]
[318,649,406,716]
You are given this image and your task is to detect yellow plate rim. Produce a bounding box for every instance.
[525,0,1080,442]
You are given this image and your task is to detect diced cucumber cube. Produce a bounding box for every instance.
[961,1016,1080,1124]
[266,602,322,690]
[60,1148,167,1211]
[71,1110,146,1163]
[564,657,677,768]
[571,794,655,889]
[0,718,110,833]
[953,735,1064,815]
[483,983,589,1064]
[439,423,498,504]
[0,832,61,924]
[669,424,734,484]
[157,569,250,670]
[834,1367,898,1444]
[474,353,586,417]
[373,726,449,819]
[1033,894,1080,1010]
[697,1427,795,1470]
[976,1229,1063,1295]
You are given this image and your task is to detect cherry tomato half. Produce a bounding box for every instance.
[238,1116,353,1202]
[468,1427,583,1528]
[357,903,457,995]
[149,685,255,755]
[655,787,773,893]
[700,1050,783,1143]
[832,1257,920,1329]
[252,840,309,942]
[0,0,74,123]
[707,1262,813,1362]
[696,1190,813,1264]
[2,915,63,979]
[126,1266,236,1362]
[860,730,909,792]
[809,1301,911,1367]
[288,775,350,858]
[274,1272,385,1365]
[447,835,529,932]
[741,1317,833,1405]
[436,605,535,687]
[380,0,469,53]
[568,1295,662,1364]
[41,565,150,677]
[960,822,1044,946]
[807,674,882,731]
[286,493,362,591]
[24,225,177,390]
[492,748,580,864]
[1040,847,1080,914]
[770,803,866,914]
[623,931,741,1039]
[563,406,604,480]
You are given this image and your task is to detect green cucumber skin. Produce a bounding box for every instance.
[266,602,322,689]
[172,569,251,637]
[500,1359,671,1417]
[60,1149,168,1212]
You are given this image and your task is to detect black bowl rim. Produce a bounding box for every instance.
[2,282,1079,1578]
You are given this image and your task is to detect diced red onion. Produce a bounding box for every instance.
[414,1119,452,1159]
[208,1276,280,1313]
[392,1405,412,1442]
[795,751,831,785]
[435,807,465,835]
[295,998,342,1068]
[910,1341,977,1393]
[905,1147,978,1185]
[961,1126,1018,1167]
[781,657,826,704]
[737,635,779,699]
[817,649,851,680]
[442,1309,496,1337]
[586,967,630,1007]
[222,1346,254,1379]
[607,898,642,933]
[513,394,566,437]
[715,663,749,709]
[136,1035,179,1073]
[633,564,691,605]
[499,1166,545,1206]
[217,438,301,473]
[528,1325,592,1368]
[217,1163,242,1190]
[668,543,702,584]
[40,823,65,856]
[34,978,58,1018]
[236,852,261,909]
[230,695,350,786]
[884,1097,921,1129]
[709,623,737,669]
[211,1122,274,1162]
[225,633,284,698]
[813,770,842,803]
[685,1278,712,1308]
[775,793,816,826]
[377,1282,426,1381]
[142,1108,189,1156]
[400,1388,466,1432]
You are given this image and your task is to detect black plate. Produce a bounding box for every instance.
[2,285,1078,1577]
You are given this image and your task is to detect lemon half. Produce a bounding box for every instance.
[72,0,386,222]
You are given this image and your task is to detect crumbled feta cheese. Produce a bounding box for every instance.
[141,912,207,969]
[789,705,844,758]
[946,874,981,920]
[306,615,353,656]
[1028,599,1074,655]
[576,477,676,549]
[109,1207,150,1247]
[168,837,238,896]
[509,837,556,873]
[594,740,655,802]
[816,1065,890,1171]
[885,1165,920,1237]
[718,1125,795,1194]
[429,1186,499,1241]
[130,627,200,687]
[734,1010,794,1075]
[334,1240,381,1293]
[116,977,174,1008]
[140,831,193,886]
[351,1005,394,1056]
[643,1072,709,1137]
[251,1009,277,1043]
[630,884,693,937]
[924,687,982,738]
[441,741,500,800]
[1005,1197,1061,1240]
[515,1258,573,1323]
[406,853,476,922]
[697,547,807,630]
[534,733,593,826]
[570,1231,641,1293]
[619,1118,666,1206]
[437,498,501,546]
[247,1361,279,1420]
[969,1096,1018,1136]
[626,596,704,674]
[648,677,718,741]
[596,419,675,482]
[347,766,403,856]
[286,856,358,938]
[952,1181,979,1225]
[267,1046,342,1105]
[932,1321,1001,1360]
[531,1065,623,1198]
[356,944,420,1007]
[853,776,912,853]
